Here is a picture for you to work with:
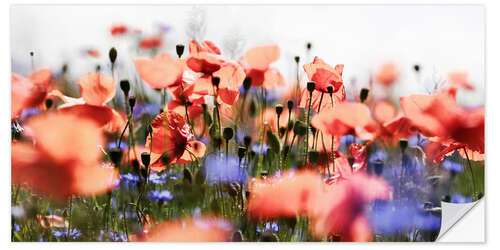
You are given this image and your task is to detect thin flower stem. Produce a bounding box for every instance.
[305,91,313,165]
[463,147,478,199]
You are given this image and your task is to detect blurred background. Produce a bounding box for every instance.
[10,5,484,106]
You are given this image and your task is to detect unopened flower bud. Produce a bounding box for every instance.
[45,99,53,109]
[287,99,294,110]
[243,77,252,91]
[109,149,122,165]
[360,88,369,103]
[211,76,220,88]
[109,47,117,64]
[306,42,312,50]
[413,64,420,72]
[223,127,234,141]
[176,44,185,58]
[275,104,283,116]
[120,79,130,96]
[307,81,316,92]
[141,152,150,168]
[399,138,408,152]
[293,120,307,136]
[327,85,334,94]
[243,136,252,148]
[294,56,300,63]
[128,96,136,110]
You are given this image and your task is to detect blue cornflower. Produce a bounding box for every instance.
[134,103,160,117]
[109,231,128,242]
[408,133,429,148]
[257,222,279,233]
[442,160,464,173]
[13,224,20,232]
[369,150,387,164]
[52,228,82,239]
[108,141,128,151]
[203,154,247,184]
[120,173,139,188]
[252,143,269,156]
[148,190,174,202]
[451,194,473,203]
[149,172,168,185]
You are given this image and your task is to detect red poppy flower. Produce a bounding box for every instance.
[78,73,115,106]
[11,113,118,200]
[400,88,484,153]
[135,53,185,89]
[11,69,51,119]
[373,100,397,124]
[167,83,205,120]
[311,102,378,141]
[110,24,128,36]
[298,57,346,112]
[145,111,206,171]
[375,62,398,86]
[186,40,225,75]
[247,170,324,219]
[133,216,232,242]
[309,173,391,241]
[85,49,100,58]
[448,71,474,90]
[139,36,162,49]
[239,45,285,90]
[381,113,418,142]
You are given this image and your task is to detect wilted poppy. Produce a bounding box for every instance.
[11,113,118,200]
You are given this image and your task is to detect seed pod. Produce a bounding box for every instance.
[243,136,252,148]
[294,56,300,63]
[238,146,246,160]
[327,85,334,94]
[243,77,252,91]
[306,42,312,50]
[211,76,220,88]
[293,120,307,136]
[413,64,420,72]
[399,138,408,152]
[45,99,53,109]
[141,152,151,168]
[287,99,294,110]
[128,96,136,109]
[360,88,369,103]
[275,104,283,116]
[109,149,122,165]
[266,130,281,154]
[223,127,234,141]
[109,47,117,63]
[307,81,316,92]
[120,79,130,96]
[176,44,185,58]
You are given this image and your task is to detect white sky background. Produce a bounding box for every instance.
[10,5,484,106]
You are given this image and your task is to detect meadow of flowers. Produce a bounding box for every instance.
[10,15,484,242]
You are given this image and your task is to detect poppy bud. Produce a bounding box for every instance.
[232,230,244,242]
[128,96,136,110]
[360,88,369,103]
[275,104,283,116]
[45,99,53,109]
[294,56,300,63]
[176,44,185,58]
[243,136,252,148]
[96,65,101,72]
[287,99,294,110]
[306,42,312,50]
[373,160,384,176]
[183,168,193,185]
[308,151,319,164]
[413,64,420,72]
[243,77,252,91]
[195,169,206,185]
[62,64,68,74]
[279,127,286,138]
[327,85,334,94]
[266,130,281,154]
[238,146,246,160]
[211,76,220,88]
[30,51,34,57]
[348,156,355,168]
[109,149,122,165]
[293,120,307,136]
[141,152,150,168]
[120,79,130,96]
[399,138,408,152]
[223,127,234,141]
[307,81,316,92]
[109,47,117,64]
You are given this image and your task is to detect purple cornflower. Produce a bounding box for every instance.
[442,159,464,173]
[451,194,473,203]
[120,173,139,188]
[149,172,168,185]
[52,228,82,239]
[203,154,247,184]
[148,190,173,202]
[256,222,279,233]
[108,141,128,151]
